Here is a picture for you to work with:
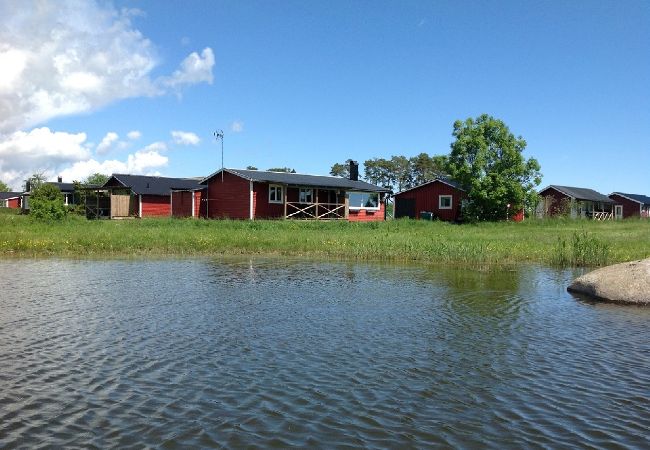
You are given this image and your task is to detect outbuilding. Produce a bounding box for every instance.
[103,174,204,218]
[0,192,22,209]
[537,185,615,219]
[609,192,650,219]
[199,164,390,221]
[394,177,465,221]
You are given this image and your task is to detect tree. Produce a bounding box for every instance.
[409,153,448,187]
[24,173,47,191]
[267,167,296,173]
[329,162,349,178]
[29,183,66,220]
[84,173,109,186]
[446,114,542,221]
[0,180,10,192]
[363,158,395,189]
[246,165,258,170]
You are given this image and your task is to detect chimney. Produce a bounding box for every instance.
[349,160,359,181]
[57,176,62,183]
[25,180,31,192]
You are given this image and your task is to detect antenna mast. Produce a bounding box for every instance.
[214,130,224,182]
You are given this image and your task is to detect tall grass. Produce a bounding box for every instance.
[0,209,648,267]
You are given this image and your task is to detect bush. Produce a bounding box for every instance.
[30,184,67,220]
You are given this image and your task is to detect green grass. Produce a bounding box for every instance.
[1,208,649,267]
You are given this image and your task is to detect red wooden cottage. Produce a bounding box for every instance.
[537,185,614,219]
[0,192,22,209]
[609,192,650,219]
[103,174,205,218]
[394,177,465,221]
[199,167,390,221]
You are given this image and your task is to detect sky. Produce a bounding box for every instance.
[0,0,648,194]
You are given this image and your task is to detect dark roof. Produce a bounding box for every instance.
[201,168,390,193]
[611,192,650,205]
[47,182,75,193]
[541,185,613,203]
[394,176,464,196]
[105,174,205,196]
[0,191,22,200]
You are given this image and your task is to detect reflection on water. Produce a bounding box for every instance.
[0,258,648,448]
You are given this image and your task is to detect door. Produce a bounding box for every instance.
[615,204,623,219]
[395,198,416,218]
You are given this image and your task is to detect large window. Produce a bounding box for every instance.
[269,184,283,204]
[439,195,452,209]
[299,188,313,203]
[349,192,380,210]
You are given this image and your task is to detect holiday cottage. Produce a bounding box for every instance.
[394,177,465,221]
[537,185,614,219]
[608,192,650,219]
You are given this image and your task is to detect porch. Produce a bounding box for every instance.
[281,187,348,220]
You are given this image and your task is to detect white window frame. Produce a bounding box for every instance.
[299,188,313,203]
[439,195,453,209]
[348,192,380,211]
[269,184,284,204]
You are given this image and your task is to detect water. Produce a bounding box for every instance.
[0,258,648,448]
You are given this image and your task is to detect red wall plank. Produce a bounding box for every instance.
[205,171,250,219]
[141,194,171,217]
[609,194,641,218]
[171,191,193,217]
[348,202,385,222]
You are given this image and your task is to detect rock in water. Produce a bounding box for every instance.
[567,259,650,305]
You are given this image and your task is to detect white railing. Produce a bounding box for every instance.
[286,202,345,220]
[592,212,613,221]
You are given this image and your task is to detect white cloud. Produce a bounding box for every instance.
[230,121,244,133]
[0,1,215,133]
[162,48,215,88]
[127,130,141,140]
[0,127,168,189]
[96,131,119,154]
[171,131,200,146]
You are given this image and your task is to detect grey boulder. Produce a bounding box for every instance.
[567,258,650,305]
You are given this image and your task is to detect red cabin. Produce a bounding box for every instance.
[609,192,650,219]
[199,168,390,221]
[0,192,22,209]
[394,178,465,221]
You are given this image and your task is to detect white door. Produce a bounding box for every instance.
[615,205,623,219]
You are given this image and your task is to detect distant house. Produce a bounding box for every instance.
[609,192,650,219]
[537,185,614,219]
[199,162,390,221]
[21,177,78,211]
[0,192,22,209]
[103,174,205,218]
[394,177,465,221]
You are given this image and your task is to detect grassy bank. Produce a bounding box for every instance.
[1,208,649,266]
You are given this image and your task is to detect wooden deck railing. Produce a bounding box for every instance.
[592,212,613,221]
[286,202,345,220]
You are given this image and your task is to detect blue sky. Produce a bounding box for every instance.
[1,0,648,194]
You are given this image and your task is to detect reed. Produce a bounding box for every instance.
[1,210,648,267]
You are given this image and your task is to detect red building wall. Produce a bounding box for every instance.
[253,183,285,218]
[171,191,193,217]
[194,190,206,218]
[141,194,171,217]
[6,197,20,208]
[539,188,570,216]
[395,181,464,221]
[348,202,385,222]
[609,194,641,218]
[205,171,250,219]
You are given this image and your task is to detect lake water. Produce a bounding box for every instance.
[0,258,648,448]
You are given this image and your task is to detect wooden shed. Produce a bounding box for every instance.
[609,192,650,219]
[0,192,22,209]
[394,177,465,221]
[199,166,390,221]
[102,174,204,218]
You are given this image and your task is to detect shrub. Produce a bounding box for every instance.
[29,183,67,220]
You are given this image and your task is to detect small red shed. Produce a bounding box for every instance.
[609,192,650,219]
[103,174,204,218]
[394,178,465,221]
[0,192,22,209]
[199,167,390,221]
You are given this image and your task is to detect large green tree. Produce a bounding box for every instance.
[409,153,448,187]
[0,180,10,192]
[84,173,109,186]
[446,114,542,221]
[329,162,349,178]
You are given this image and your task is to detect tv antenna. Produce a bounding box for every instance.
[214,130,224,182]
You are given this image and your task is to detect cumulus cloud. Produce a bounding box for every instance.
[230,120,244,133]
[0,127,167,189]
[171,131,200,146]
[127,130,141,140]
[96,131,119,154]
[0,0,215,133]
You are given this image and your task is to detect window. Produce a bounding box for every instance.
[349,192,380,210]
[299,188,313,203]
[439,195,452,209]
[269,184,283,204]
